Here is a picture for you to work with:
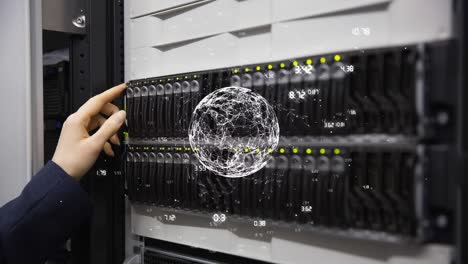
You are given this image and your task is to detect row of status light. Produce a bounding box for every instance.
[127,145,342,155]
[232,54,342,74]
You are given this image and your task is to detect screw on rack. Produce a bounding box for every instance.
[72,15,86,29]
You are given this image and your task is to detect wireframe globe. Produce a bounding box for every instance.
[189,87,279,178]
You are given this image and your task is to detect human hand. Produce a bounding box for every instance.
[52,83,127,180]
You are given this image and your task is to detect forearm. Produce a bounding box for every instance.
[0,161,92,264]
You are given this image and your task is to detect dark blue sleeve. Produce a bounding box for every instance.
[0,161,92,264]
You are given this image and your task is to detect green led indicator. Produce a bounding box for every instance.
[280,63,285,68]
[306,148,312,154]
[292,148,299,154]
[267,64,273,70]
[256,66,261,71]
[319,148,326,155]
[279,148,285,154]
[334,148,341,155]
[292,60,299,67]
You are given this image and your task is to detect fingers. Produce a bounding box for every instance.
[88,113,121,145]
[109,134,120,145]
[100,103,120,117]
[88,114,106,131]
[103,142,115,157]
[78,83,127,118]
[89,110,126,147]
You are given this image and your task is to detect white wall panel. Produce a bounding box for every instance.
[130,0,271,48]
[271,9,389,60]
[130,47,161,80]
[272,0,391,23]
[131,29,274,78]
[129,0,201,18]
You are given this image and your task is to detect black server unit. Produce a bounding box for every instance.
[43,61,70,162]
[124,43,454,243]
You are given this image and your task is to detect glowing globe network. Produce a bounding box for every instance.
[188,86,280,178]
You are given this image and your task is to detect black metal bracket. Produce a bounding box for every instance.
[69,0,125,263]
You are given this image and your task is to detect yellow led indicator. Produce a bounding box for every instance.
[280,63,285,68]
[194,75,198,78]
[267,148,273,153]
[244,147,250,153]
[256,148,260,153]
[167,78,171,81]
[245,68,250,72]
[234,69,239,73]
[306,59,312,65]
[123,132,129,140]
[184,76,188,79]
[319,148,326,155]
[193,147,200,151]
[292,148,299,154]
[334,54,341,61]
[306,148,312,154]
[159,80,163,82]
[256,66,261,71]
[292,60,299,67]
[320,57,326,63]
[176,77,179,80]
[267,64,273,70]
[334,148,341,155]
[144,147,149,150]
[279,148,285,154]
